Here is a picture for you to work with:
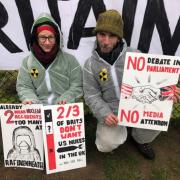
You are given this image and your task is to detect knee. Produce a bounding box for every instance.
[95,136,125,153]
[132,128,161,144]
[95,124,127,152]
[96,142,115,152]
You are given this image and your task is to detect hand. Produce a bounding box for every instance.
[22,101,33,105]
[58,101,66,105]
[132,85,160,104]
[141,87,160,103]
[104,113,118,126]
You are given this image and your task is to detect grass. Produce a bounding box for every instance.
[104,153,141,180]
[0,70,180,179]
[174,161,180,170]
[151,167,168,180]
[103,122,180,180]
[27,175,42,180]
[0,111,180,180]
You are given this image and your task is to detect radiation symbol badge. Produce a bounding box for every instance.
[30,68,39,78]
[99,68,108,81]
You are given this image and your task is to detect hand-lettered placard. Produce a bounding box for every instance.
[42,102,86,174]
[0,104,44,170]
[118,52,180,131]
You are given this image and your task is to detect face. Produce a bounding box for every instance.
[97,32,120,53]
[16,135,31,150]
[37,30,56,52]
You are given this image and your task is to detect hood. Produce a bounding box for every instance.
[12,126,36,151]
[30,12,63,50]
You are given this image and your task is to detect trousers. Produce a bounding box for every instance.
[95,123,160,152]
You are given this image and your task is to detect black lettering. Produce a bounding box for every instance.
[122,0,138,46]
[0,2,22,53]
[15,0,34,50]
[48,0,61,29]
[138,0,180,55]
[67,0,106,49]
[171,18,180,55]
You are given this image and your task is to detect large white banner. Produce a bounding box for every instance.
[0,0,180,69]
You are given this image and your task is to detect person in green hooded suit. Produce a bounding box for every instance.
[16,13,82,105]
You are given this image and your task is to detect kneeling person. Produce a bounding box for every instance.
[83,10,160,160]
[17,13,82,105]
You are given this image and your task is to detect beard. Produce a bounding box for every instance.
[98,43,114,53]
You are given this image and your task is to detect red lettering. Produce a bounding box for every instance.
[119,109,139,123]
[57,106,65,119]
[127,56,145,71]
[120,109,130,122]
[60,125,76,133]
[57,105,80,119]
[5,110,14,124]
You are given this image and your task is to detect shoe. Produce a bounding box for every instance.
[134,142,155,160]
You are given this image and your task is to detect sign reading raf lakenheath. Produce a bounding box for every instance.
[0,104,44,170]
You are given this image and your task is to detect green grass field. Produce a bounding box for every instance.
[0,71,180,179]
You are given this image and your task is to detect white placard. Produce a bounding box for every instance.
[118,52,180,131]
[42,102,86,174]
[0,104,44,170]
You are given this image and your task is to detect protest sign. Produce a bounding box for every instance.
[42,102,86,174]
[0,104,44,170]
[118,52,180,131]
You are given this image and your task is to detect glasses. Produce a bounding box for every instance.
[38,35,56,43]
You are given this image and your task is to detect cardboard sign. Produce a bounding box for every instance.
[42,102,86,174]
[0,104,44,170]
[118,52,180,131]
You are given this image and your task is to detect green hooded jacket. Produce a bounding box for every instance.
[16,13,83,105]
